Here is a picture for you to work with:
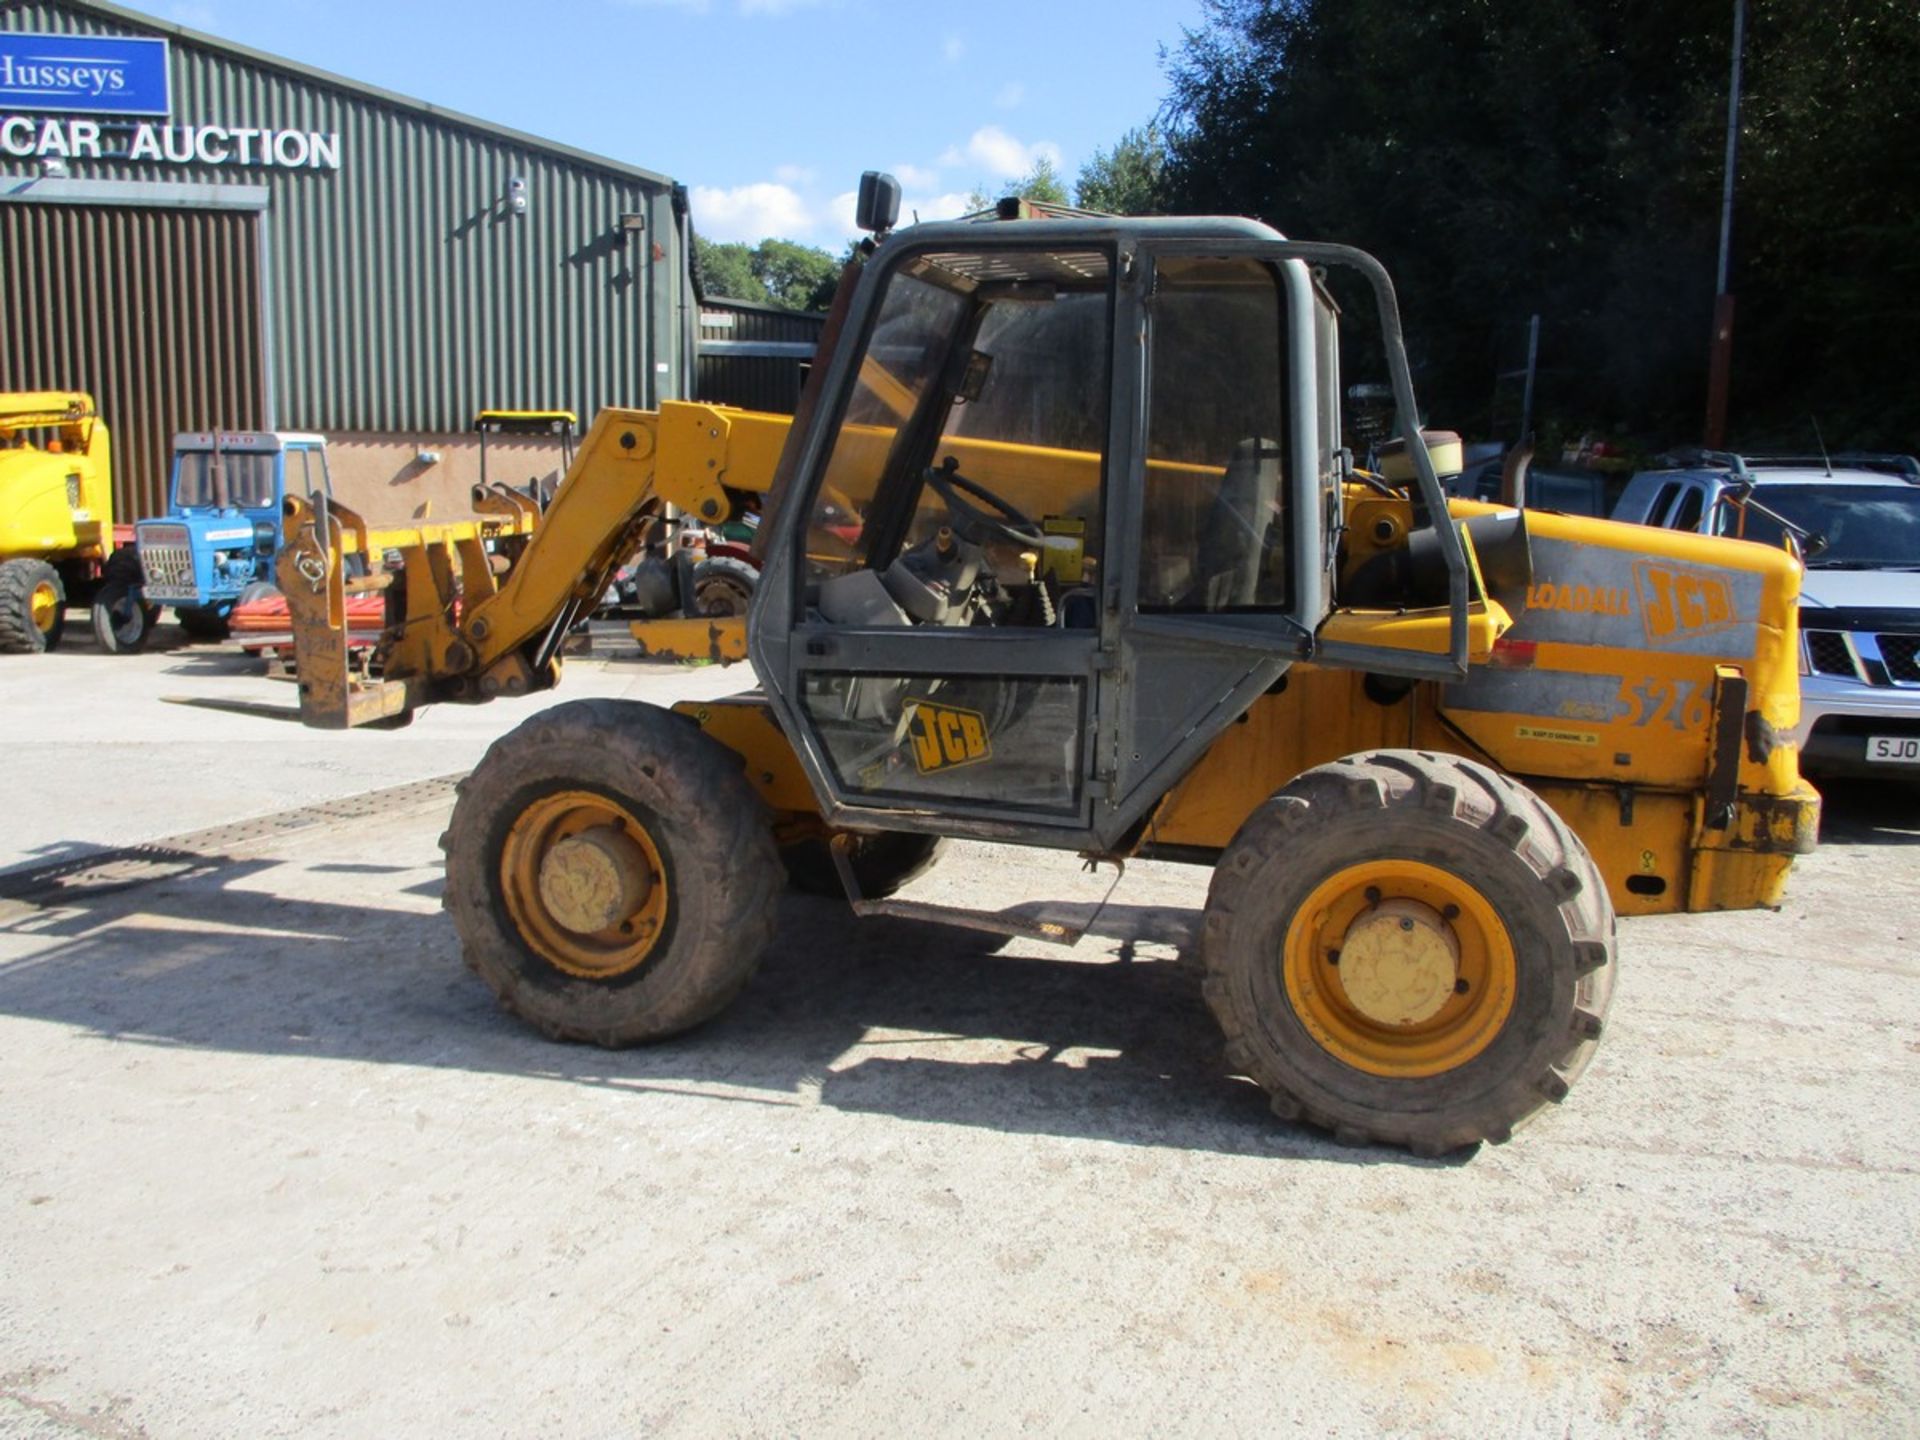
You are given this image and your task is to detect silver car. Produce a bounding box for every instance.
[1612,452,1920,777]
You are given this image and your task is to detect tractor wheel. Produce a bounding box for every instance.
[0,558,66,653]
[1202,750,1616,1156]
[442,698,782,1045]
[91,579,157,653]
[175,604,232,640]
[690,555,757,617]
[782,829,946,900]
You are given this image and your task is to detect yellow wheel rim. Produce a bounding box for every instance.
[1283,859,1517,1078]
[500,789,669,980]
[30,581,59,634]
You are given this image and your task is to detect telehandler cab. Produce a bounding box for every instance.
[276,176,1817,1153]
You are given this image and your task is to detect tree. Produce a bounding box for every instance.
[966,156,1071,213]
[694,234,839,312]
[1076,123,1169,214]
[1159,0,1920,452]
[751,238,840,312]
[694,236,761,303]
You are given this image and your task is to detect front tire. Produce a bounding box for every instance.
[91,578,156,653]
[1202,750,1616,1155]
[442,698,782,1045]
[0,558,66,653]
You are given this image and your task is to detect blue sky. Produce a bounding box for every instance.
[113,0,1204,248]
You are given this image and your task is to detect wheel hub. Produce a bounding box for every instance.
[31,581,58,633]
[1337,898,1460,1026]
[537,824,653,934]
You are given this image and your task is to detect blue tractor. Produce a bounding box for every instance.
[96,430,331,650]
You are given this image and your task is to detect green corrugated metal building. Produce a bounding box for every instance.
[0,0,695,523]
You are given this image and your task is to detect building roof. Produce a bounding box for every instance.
[36,0,677,191]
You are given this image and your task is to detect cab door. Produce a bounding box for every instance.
[752,237,1121,840]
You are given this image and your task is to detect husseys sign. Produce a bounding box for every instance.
[0,33,169,114]
[1,30,341,171]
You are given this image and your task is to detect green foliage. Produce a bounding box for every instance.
[1162,0,1920,452]
[751,238,840,312]
[694,234,839,312]
[693,236,761,303]
[1076,123,1170,215]
[966,156,1072,213]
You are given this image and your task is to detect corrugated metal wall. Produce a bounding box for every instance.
[696,298,825,415]
[0,202,266,522]
[2,1,687,463]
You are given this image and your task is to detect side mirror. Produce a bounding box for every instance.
[856,171,901,236]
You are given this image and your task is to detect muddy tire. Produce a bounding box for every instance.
[442,698,782,1045]
[0,558,66,653]
[783,830,946,900]
[1202,750,1616,1156]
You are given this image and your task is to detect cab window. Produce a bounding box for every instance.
[804,247,1111,630]
[1138,257,1290,612]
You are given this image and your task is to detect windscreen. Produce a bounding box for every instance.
[1721,483,1920,568]
[174,451,276,510]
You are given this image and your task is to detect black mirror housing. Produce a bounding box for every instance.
[856,172,901,235]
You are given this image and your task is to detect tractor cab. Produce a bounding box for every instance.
[749,216,1474,852]
[134,431,332,635]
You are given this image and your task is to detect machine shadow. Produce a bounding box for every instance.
[0,858,1442,1167]
[1816,778,1920,846]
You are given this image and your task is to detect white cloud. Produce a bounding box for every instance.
[941,33,965,64]
[903,190,975,225]
[774,164,816,185]
[993,82,1024,111]
[892,162,941,190]
[691,182,812,243]
[940,125,1061,182]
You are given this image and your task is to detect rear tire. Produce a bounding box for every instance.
[442,698,782,1045]
[1202,750,1616,1155]
[0,558,66,653]
[175,603,232,640]
[783,829,946,899]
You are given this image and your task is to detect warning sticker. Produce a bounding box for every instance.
[1515,724,1600,747]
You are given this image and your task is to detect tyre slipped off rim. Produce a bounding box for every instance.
[1283,859,1517,1079]
[501,789,670,979]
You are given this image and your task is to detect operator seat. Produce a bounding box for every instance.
[1191,436,1284,609]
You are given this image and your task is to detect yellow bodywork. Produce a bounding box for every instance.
[0,392,113,563]
[280,397,1815,916]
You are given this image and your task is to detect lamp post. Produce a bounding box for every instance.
[1704,0,1747,449]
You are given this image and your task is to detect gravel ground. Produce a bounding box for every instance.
[1,635,1915,1437]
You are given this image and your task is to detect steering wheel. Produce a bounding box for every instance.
[923,458,1047,549]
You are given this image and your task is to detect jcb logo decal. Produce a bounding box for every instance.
[1633,560,1738,642]
[906,702,991,774]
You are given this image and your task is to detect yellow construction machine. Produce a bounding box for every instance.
[0,392,115,652]
[276,176,1817,1153]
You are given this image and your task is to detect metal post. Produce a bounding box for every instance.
[1705,0,1747,448]
[1519,313,1540,444]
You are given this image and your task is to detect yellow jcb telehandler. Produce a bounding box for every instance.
[275,175,1817,1154]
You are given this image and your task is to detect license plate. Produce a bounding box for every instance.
[145,585,199,602]
[1866,735,1920,763]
